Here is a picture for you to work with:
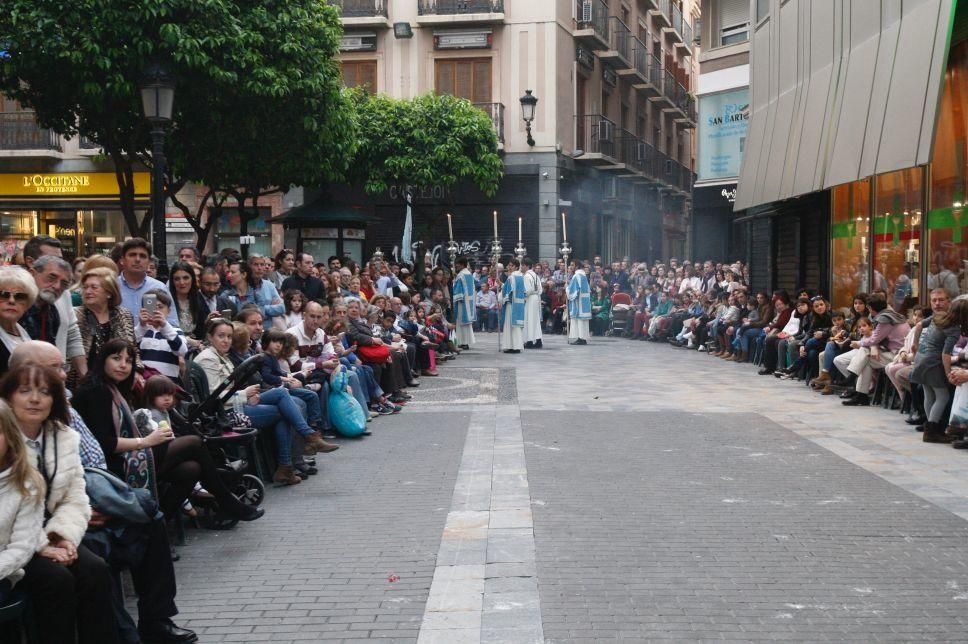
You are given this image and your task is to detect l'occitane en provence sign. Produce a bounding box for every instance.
[0,172,150,197]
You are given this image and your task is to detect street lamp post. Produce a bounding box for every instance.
[519,90,537,147]
[140,64,175,281]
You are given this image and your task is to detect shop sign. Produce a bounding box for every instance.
[303,227,338,239]
[698,88,749,181]
[344,228,366,240]
[0,172,150,197]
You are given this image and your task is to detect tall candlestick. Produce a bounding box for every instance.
[493,211,498,238]
[447,213,453,240]
[518,216,523,241]
[561,212,567,241]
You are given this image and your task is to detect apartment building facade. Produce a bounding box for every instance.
[298,0,699,265]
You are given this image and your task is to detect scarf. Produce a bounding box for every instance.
[110,384,158,499]
[20,302,60,344]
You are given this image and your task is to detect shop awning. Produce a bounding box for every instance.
[735,0,957,211]
[267,197,370,225]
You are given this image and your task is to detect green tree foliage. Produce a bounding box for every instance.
[0,0,355,244]
[349,91,503,200]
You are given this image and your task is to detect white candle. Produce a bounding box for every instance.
[447,213,453,240]
[518,216,523,241]
[561,212,567,241]
[493,211,498,238]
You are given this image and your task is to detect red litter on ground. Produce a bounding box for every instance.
[387,573,400,583]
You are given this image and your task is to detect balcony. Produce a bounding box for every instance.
[573,0,609,51]
[664,2,683,44]
[677,19,693,55]
[649,0,671,29]
[674,92,697,127]
[648,69,677,109]
[0,112,62,153]
[630,45,661,95]
[473,102,505,147]
[574,114,624,169]
[331,0,390,28]
[417,0,505,25]
[600,17,632,70]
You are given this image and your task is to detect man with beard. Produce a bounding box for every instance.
[22,252,87,377]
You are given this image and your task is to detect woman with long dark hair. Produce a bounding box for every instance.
[167,260,210,345]
[73,338,263,522]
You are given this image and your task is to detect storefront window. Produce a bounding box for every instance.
[927,40,967,299]
[215,208,272,258]
[830,180,871,309]
[78,210,133,258]
[871,167,923,313]
[0,211,36,264]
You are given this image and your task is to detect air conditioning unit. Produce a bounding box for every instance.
[636,143,649,162]
[580,0,593,23]
[598,120,614,143]
[603,177,618,200]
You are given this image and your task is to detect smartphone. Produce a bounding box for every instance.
[220,309,233,320]
[143,293,158,314]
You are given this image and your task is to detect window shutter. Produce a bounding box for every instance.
[472,60,491,103]
[455,62,473,100]
[435,60,455,96]
[359,62,377,93]
[719,0,748,29]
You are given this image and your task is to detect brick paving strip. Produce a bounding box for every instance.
[417,403,544,644]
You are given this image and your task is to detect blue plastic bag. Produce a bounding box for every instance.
[327,368,367,437]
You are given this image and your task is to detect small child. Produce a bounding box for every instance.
[139,288,188,385]
[275,290,306,331]
[261,329,325,430]
[0,400,45,602]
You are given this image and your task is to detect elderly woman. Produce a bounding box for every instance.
[73,267,140,386]
[1,362,119,643]
[0,266,37,375]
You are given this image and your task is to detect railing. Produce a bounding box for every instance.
[655,0,671,21]
[682,19,693,53]
[0,112,61,151]
[575,0,609,42]
[649,54,664,87]
[630,37,649,79]
[615,129,638,166]
[331,0,388,17]
[607,16,632,62]
[419,0,503,14]
[662,69,676,102]
[473,102,505,144]
[79,135,100,150]
[575,114,616,159]
[671,2,683,35]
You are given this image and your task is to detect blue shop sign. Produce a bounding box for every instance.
[698,88,749,181]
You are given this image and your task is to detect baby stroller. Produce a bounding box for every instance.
[607,293,633,336]
[171,354,266,530]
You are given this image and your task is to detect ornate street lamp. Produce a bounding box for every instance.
[519,90,537,147]
[140,64,175,280]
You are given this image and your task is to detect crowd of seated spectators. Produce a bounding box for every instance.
[0,235,471,643]
[576,255,968,448]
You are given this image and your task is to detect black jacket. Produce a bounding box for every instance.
[281,274,325,302]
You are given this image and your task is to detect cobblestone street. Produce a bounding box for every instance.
[168,334,968,643]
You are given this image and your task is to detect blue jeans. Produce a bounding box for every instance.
[823,341,842,372]
[739,326,761,353]
[287,387,323,425]
[246,389,310,466]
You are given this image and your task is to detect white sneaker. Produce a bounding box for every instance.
[697,345,707,352]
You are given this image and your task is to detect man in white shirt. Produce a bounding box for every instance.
[476,283,498,331]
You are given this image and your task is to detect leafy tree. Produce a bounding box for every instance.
[349,91,503,200]
[0,0,354,244]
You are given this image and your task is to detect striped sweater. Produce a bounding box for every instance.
[139,322,187,380]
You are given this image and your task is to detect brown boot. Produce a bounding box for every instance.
[820,385,836,395]
[304,431,340,454]
[945,425,967,441]
[273,465,302,485]
[924,422,952,443]
[731,351,746,362]
[810,371,831,388]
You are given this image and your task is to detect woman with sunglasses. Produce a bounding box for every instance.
[0,266,38,376]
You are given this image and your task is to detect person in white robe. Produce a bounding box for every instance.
[451,257,476,349]
[521,257,543,349]
[567,268,592,345]
[499,258,526,353]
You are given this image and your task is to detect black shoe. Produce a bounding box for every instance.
[360,430,372,436]
[459,344,470,350]
[139,619,198,643]
[406,380,420,387]
[524,341,534,349]
[842,393,870,406]
[170,547,180,562]
[840,389,859,399]
[296,465,319,476]
[952,438,968,449]
[905,414,926,426]
[534,339,542,348]
[503,349,521,353]
[576,339,587,345]
[757,368,774,376]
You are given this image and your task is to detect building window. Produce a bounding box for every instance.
[434,58,492,102]
[872,167,924,314]
[341,61,378,93]
[756,0,769,22]
[717,0,750,46]
[830,180,872,309]
[927,40,967,299]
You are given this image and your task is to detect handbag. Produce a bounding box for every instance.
[327,369,367,437]
[357,343,391,364]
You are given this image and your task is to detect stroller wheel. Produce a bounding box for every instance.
[234,474,266,507]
